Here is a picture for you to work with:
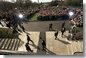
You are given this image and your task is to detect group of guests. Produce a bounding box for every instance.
[69,8,83,28]
[37,6,70,21]
[0,6,39,21]
[25,7,39,19]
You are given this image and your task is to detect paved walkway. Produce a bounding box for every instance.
[18,32,40,53]
[23,20,71,31]
[18,31,83,55]
[46,31,83,55]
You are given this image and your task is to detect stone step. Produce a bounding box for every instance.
[0,39,4,45]
[13,39,20,51]
[8,39,15,50]
[10,39,17,51]
[1,39,9,49]
[0,39,5,49]
[7,39,13,50]
[15,39,20,51]
[3,39,9,49]
[0,38,21,51]
[5,39,11,49]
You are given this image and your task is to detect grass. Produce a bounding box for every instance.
[29,13,38,21]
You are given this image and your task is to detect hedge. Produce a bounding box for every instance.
[0,28,18,38]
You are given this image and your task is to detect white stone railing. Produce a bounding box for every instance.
[0,50,34,55]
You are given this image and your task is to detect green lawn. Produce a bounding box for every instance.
[29,13,38,21]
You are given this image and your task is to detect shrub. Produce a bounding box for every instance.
[0,28,18,38]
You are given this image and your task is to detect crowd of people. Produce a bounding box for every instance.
[38,6,69,21]
[25,7,39,19]
[69,8,83,28]
[0,6,39,21]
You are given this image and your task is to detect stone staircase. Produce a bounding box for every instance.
[0,31,83,55]
[0,38,22,51]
